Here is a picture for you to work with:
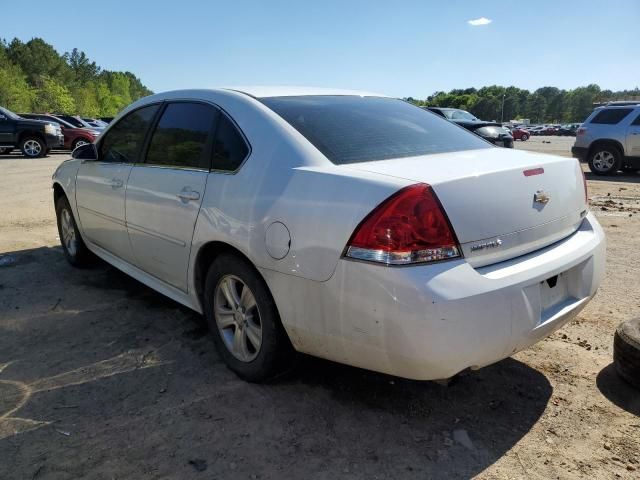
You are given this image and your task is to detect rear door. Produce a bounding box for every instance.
[75,104,160,263]
[125,101,218,291]
[626,112,640,157]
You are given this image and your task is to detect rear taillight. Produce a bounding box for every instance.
[344,184,461,265]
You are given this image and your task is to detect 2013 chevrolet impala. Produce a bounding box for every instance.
[52,87,606,382]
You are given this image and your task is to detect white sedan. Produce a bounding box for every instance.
[52,87,605,382]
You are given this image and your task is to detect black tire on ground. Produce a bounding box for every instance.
[20,136,46,158]
[587,145,621,176]
[521,134,529,141]
[204,253,294,382]
[55,195,93,267]
[614,318,640,390]
[0,147,13,154]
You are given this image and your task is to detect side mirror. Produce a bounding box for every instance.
[0,114,6,121]
[72,143,98,161]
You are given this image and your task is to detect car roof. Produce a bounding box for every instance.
[222,86,388,98]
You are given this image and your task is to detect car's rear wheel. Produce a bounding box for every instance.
[521,133,529,141]
[55,195,93,267]
[614,318,640,389]
[20,137,45,158]
[588,146,621,175]
[204,253,293,382]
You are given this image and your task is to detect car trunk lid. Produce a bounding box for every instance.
[344,148,588,267]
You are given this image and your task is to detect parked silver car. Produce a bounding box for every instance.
[572,104,640,175]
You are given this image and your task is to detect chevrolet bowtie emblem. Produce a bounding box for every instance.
[534,190,550,204]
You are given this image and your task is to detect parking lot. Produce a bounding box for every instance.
[1,140,639,479]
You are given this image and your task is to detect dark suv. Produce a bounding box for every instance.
[19,113,99,150]
[0,106,64,157]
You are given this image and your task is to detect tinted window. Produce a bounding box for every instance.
[212,114,249,171]
[99,104,159,163]
[590,108,633,125]
[56,115,84,128]
[261,96,489,165]
[632,114,640,126]
[146,102,217,169]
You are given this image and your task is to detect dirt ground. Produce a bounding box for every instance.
[1,138,639,480]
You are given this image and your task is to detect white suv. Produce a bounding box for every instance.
[572,103,640,175]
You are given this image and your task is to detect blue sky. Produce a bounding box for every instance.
[2,0,638,97]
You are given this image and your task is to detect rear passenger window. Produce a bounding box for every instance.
[211,114,249,171]
[632,114,640,126]
[590,108,633,125]
[99,105,160,162]
[146,102,217,169]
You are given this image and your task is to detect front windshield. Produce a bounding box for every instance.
[445,109,479,121]
[0,106,20,120]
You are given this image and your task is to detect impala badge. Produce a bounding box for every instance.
[534,190,550,204]
[470,238,503,252]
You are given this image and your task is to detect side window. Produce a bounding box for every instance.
[99,105,159,163]
[590,108,633,125]
[632,113,640,126]
[211,114,249,171]
[146,102,217,169]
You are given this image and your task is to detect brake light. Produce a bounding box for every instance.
[344,184,461,265]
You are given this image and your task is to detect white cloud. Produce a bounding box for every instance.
[467,17,492,26]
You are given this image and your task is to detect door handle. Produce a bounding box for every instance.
[177,188,200,201]
[110,178,124,189]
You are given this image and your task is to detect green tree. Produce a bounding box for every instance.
[33,76,75,113]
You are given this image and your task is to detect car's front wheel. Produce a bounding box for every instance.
[588,146,621,175]
[20,137,46,158]
[521,133,529,141]
[72,138,90,150]
[204,253,293,382]
[55,196,93,267]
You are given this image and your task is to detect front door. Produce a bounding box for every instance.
[125,101,218,291]
[75,104,160,262]
[0,113,15,145]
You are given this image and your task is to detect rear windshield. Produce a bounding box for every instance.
[261,96,489,164]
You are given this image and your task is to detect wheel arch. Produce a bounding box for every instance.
[53,181,67,205]
[193,241,263,312]
[588,139,624,157]
[18,130,46,144]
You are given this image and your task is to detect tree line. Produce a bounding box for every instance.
[0,37,152,117]
[407,85,640,124]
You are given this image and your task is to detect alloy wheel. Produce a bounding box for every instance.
[60,208,77,257]
[214,275,262,362]
[592,151,616,172]
[24,139,42,157]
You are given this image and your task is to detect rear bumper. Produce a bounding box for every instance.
[264,212,605,380]
[572,146,588,160]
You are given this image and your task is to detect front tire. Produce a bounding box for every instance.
[72,138,90,150]
[20,137,45,158]
[588,146,621,175]
[55,196,92,267]
[204,253,293,382]
[521,133,529,141]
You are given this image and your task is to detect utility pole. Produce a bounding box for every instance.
[501,94,506,124]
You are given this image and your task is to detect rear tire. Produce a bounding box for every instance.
[521,133,529,141]
[55,195,93,267]
[614,318,640,390]
[204,253,294,382]
[588,145,621,176]
[20,137,45,158]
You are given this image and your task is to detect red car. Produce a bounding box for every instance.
[540,126,559,136]
[19,113,98,150]
[510,127,530,141]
